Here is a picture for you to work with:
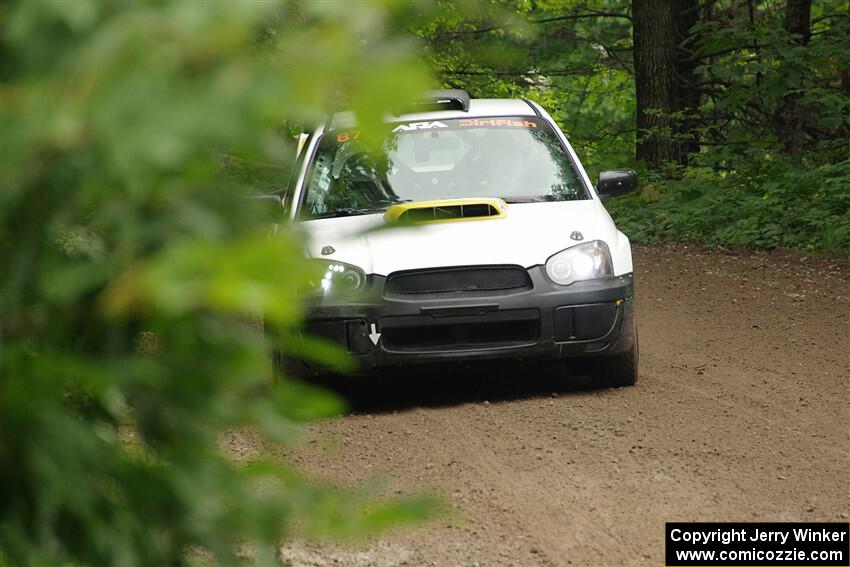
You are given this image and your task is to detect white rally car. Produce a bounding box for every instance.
[278,90,639,386]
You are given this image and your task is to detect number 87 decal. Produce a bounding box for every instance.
[336,131,361,143]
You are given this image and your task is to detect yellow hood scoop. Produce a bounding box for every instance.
[385,198,508,224]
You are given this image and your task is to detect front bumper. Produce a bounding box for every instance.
[297,267,635,372]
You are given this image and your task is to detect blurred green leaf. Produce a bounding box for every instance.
[1,1,438,565]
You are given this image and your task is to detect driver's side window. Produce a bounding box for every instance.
[305,152,332,215]
[304,139,400,217]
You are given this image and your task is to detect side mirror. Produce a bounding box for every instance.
[250,194,287,228]
[597,169,638,198]
[251,194,284,207]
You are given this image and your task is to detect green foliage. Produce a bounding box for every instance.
[607,156,850,253]
[689,0,850,159]
[0,1,436,566]
[614,0,850,253]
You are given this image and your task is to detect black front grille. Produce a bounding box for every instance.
[385,266,531,296]
[381,309,540,352]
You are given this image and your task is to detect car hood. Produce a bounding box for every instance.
[300,200,615,276]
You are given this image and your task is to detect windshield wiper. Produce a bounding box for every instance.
[309,207,387,219]
[503,195,555,204]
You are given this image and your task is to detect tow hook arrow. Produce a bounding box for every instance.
[368,323,381,346]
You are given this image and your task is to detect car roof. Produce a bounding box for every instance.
[329,99,541,131]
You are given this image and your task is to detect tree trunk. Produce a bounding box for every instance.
[784,0,812,43]
[843,3,850,97]
[673,0,701,165]
[633,0,679,168]
[778,0,812,155]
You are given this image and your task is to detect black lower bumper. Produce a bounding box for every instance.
[293,268,635,372]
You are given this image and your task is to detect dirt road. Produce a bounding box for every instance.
[269,244,850,566]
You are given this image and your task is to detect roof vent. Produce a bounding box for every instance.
[404,89,471,113]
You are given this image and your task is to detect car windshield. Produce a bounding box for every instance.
[300,116,587,219]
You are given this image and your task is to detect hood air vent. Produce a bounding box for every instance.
[385,198,508,225]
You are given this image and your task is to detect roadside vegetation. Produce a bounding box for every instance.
[0,2,437,566]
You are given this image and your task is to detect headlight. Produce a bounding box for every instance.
[310,260,366,296]
[545,241,613,286]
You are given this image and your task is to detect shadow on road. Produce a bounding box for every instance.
[309,359,602,414]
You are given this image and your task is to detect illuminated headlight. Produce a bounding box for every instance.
[545,241,613,286]
[311,260,366,296]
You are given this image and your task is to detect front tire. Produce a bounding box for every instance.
[591,325,638,388]
[267,321,316,382]
[272,349,307,382]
